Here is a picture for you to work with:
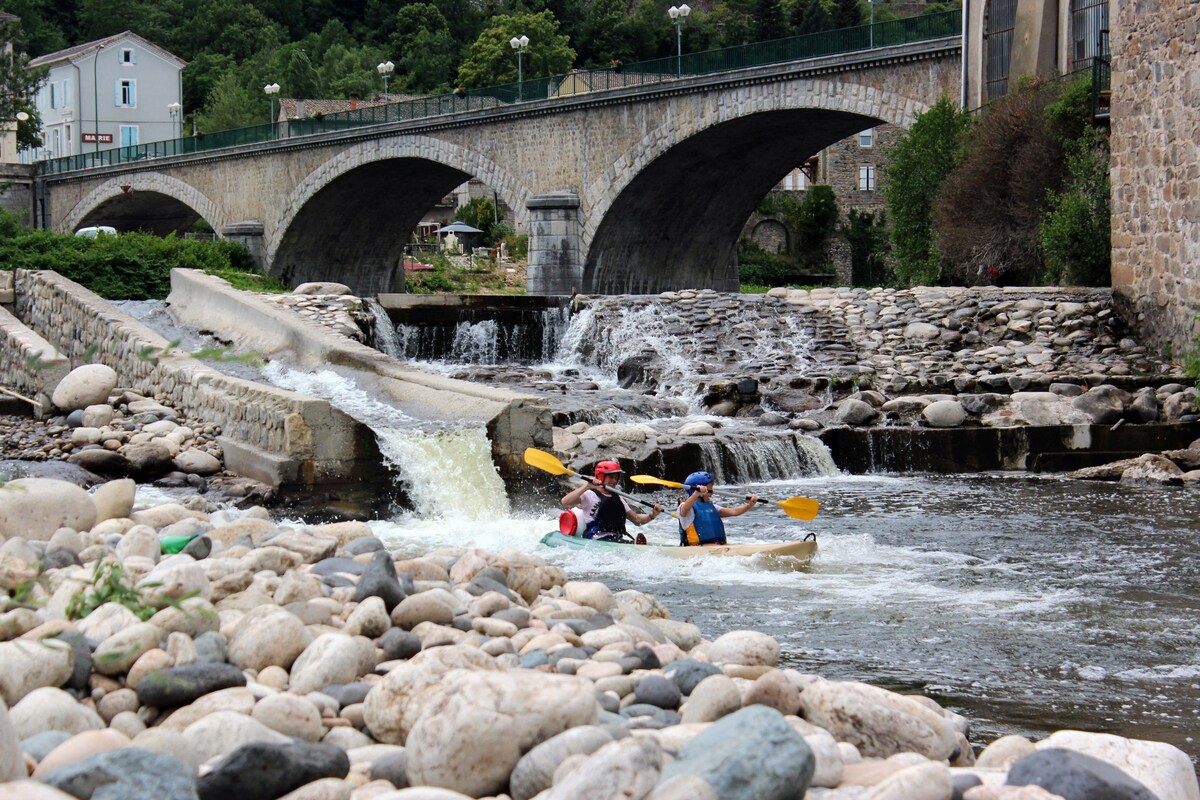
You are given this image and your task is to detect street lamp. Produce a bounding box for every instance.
[167,102,182,139]
[668,4,691,77]
[377,61,395,100]
[263,82,280,129]
[509,35,529,101]
[868,0,876,48]
[93,43,105,154]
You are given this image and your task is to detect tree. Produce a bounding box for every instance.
[753,0,786,42]
[1041,125,1110,286]
[0,14,46,146]
[884,97,971,286]
[831,0,862,28]
[454,196,504,244]
[841,209,890,286]
[787,184,839,271]
[390,5,458,92]
[789,0,830,35]
[934,78,1080,286]
[195,70,264,132]
[456,11,575,90]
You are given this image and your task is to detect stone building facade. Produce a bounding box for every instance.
[741,124,901,283]
[1109,0,1200,355]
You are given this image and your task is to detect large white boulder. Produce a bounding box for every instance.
[51,364,118,412]
[0,479,96,541]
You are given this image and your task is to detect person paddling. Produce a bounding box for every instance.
[561,460,663,543]
[677,471,758,546]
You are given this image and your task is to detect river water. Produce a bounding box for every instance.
[121,299,1200,762]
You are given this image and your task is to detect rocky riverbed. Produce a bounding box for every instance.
[0,476,1197,800]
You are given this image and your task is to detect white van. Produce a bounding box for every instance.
[74,226,118,238]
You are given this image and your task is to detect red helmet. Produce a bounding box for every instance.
[594,460,624,480]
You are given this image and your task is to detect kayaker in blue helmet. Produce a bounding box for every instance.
[561,459,663,543]
[677,471,758,546]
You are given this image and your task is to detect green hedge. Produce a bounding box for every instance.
[0,214,282,299]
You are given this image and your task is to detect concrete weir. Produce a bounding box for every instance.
[167,269,552,482]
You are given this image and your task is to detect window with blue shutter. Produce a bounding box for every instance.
[116,79,136,107]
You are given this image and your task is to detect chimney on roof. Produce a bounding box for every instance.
[350,96,358,111]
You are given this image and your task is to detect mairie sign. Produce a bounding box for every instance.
[82,133,114,143]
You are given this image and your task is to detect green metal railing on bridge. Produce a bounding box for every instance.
[42,9,960,176]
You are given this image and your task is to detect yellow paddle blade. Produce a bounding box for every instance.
[775,496,820,521]
[630,474,685,489]
[523,448,577,477]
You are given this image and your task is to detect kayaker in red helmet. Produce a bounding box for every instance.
[561,459,663,543]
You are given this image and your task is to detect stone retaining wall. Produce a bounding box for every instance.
[1110,0,1200,356]
[11,270,376,489]
[0,304,69,418]
[166,269,552,476]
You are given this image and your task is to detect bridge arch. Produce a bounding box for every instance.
[267,137,528,295]
[58,173,221,237]
[579,78,930,293]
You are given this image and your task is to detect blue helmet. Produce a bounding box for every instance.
[684,471,716,494]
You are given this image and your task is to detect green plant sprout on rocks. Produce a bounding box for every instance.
[65,560,188,622]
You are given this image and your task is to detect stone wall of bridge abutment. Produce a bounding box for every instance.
[37,38,960,297]
[1110,0,1200,359]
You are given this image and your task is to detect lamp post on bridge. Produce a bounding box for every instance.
[377,60,395,100]
[668,5,691,78]
[167,102,182,139]
[263,82,280,130]
[509,35,529,101]
[868,0,875,48]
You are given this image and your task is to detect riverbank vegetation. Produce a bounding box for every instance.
[0,210,282,299]
[738,74,1111,292]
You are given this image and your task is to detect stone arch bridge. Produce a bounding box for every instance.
[38,37,960,296]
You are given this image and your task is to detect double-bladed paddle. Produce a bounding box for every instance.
[629,474,820,521]
[523,448,673,516]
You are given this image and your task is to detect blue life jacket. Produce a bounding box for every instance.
[584,489,627,540]
[680,500,726,546]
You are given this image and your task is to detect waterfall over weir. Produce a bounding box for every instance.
[262,362,509,519]
[391,306,572,364]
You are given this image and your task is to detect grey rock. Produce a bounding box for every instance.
[634,675,681,710]
[41,746,198,800]
[368,748,409,788]
[123,441,176,481]
[1072,385,1130,425]
[196,741,349,800]
[1007,748,1157,800]
[353,551,408,612]
[510,725,614,800]
[661,706,814,800]
[378,628,422,661]
[192,631,228,664]
[20,730,72,762]
[664,658,722,695]
[136,663,247,708]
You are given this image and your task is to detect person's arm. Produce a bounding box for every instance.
[678,485,710,516]
[627,501,664,526]
[718,495,758,518]
[561,480,597,508]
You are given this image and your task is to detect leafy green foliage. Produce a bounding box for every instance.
[788,185,839,272]
[1041,126,1110,286]
[841,209,891,287]
[0,209,282,299]
[453,197,504,245]
[455,11,575,89]
[737,244,796,287]
[65,561,165,622]
[934,77,1091,286]
[884,97,971,286]
[0,16,46,141]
